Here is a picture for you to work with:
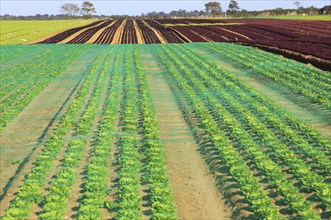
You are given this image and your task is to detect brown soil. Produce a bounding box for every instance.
[0,48,101,215]
[86,20,116,44]
[196,48,331,138]
[141,20,167,44]
[57,21,107,44]
[141,49,231,220]
[133,20,145,44]
[111,19,127,44]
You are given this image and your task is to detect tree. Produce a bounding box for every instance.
[60,3,80,19]
[205,2,222,15]
[293,1,301,9]
[271,7,286,16]
[228,0,240,15]
[320,6,331,15]
[81,1,96,19]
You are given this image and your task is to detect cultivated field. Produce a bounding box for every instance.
[0,20,95,45]
[0,17,330,220]
[30,18,331,70]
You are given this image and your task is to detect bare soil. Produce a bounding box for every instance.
[141,48,231,220]
[133,20,145,44]
[111,20,127,44]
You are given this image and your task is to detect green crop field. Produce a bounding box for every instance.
[1,43,330,219]
[0,20,95,44]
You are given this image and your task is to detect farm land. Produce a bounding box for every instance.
[0,18,330,220]
[0,20,95,45]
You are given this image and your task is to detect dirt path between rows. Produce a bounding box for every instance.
[0,48,101,214]
[140,47,231,220]
[195,47,331,138]
[111,19,127,44]
[133,20,145,44]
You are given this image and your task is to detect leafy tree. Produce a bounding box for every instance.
[81,1,96,19]
[60,3,80,19]
[205,2,222,15]
[228,0,240,15]
[293,1,301,9]
[320,5,331,14]
[271,7,286,16]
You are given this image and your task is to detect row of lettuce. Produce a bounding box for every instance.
[1,45,177,220]
[1,43,330,219]
[156,44,330,219]
[198,43,331,109]
[0,45,90,130]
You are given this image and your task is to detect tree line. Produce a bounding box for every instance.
[137,3,330,19]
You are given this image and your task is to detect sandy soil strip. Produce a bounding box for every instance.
[216,27,252,40]
[57,21,107,44]
[169,27,192,43]
[133,20,145,44]
[85,20,116,44]
[141,20,167,44]
[249,30,274,40]
[0,48,101,214]
[191,30,214,42]
[141,49,231,220]
[111,19,127,44]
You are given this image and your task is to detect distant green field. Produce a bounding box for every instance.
[253,15,331,20]
[0,20,95,44]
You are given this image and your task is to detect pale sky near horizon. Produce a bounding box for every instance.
[1,0,330,16]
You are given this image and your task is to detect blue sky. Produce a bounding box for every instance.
[1,1,330,16]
